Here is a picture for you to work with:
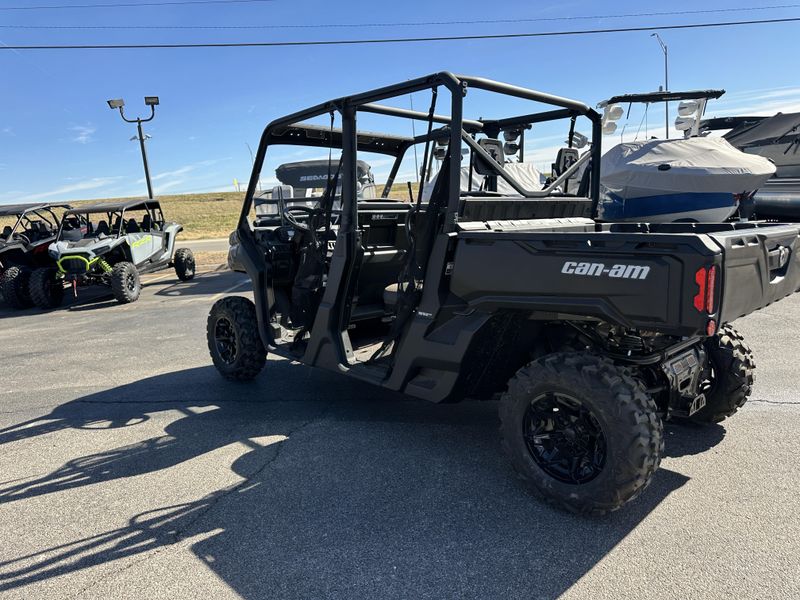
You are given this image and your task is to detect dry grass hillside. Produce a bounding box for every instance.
[3,182,422,241]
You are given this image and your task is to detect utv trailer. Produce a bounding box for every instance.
[0,202,70,309]
[38,198,195,307]
[207,73,800,514]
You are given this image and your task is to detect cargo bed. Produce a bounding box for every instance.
[451,218,800,337]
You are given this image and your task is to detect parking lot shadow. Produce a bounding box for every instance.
[0,364,695,598]
[154,270,251,299]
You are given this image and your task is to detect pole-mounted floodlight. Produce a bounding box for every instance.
[107,96,159,199]
[650,33,670,139]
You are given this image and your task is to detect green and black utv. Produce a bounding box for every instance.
[35,199,195,307]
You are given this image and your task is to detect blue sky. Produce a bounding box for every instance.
[1,0,800,204]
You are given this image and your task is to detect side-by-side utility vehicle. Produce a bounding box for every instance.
[38,199,195,307]
[0,203,70,309]
[207,73,800,514]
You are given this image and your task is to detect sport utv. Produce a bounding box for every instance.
[38,199,195,307]
[0,202,70,309]
[207,73,800,514]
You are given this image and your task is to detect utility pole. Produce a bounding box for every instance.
[107,96,160,199]
[651,33,669,139]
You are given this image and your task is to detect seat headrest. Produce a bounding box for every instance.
[472,138,505,176]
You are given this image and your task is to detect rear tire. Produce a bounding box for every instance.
[499,352,663,515]
[110,262,141,304]
[174,248,196,281]
[207,296,266,380]
[30,268,64,309]
[690,325,755,424]
[2,266,34,309]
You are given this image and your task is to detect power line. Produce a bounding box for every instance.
[2,4,800,28]
[1,17,799,50]
[0,0,274,10]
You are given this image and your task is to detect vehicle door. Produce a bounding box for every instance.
[125,208,162,264]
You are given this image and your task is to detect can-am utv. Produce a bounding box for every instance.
[0,202,70,309]
[39,199,195,307]
[207,73,800,514]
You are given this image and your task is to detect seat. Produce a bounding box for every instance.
[141,214,152,231]
[126,218,140,233]
[2,226,12,239]
[96,220,110,236]
[383,283,400,309]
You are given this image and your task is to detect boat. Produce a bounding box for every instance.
[597,90,776,222]
[701,112,800,220]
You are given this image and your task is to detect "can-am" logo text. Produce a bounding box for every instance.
[561,261,650,280]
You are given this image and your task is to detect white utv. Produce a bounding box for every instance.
[33,199,195,307]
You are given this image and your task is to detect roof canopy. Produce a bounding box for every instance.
[267,124,413,156]
[0,202,71,217]
[599,89,725,107]
[65,199,160,215]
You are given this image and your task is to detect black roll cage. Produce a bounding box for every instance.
[58,200,166,240]
[242,72,602,230]
[3,204,69,243]
[236,72,603,380]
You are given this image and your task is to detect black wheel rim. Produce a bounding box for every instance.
[214,317,237,364]
[126,272,136,292]
[523,392,607,485]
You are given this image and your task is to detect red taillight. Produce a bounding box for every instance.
[694,267,707,312]
[694,265,718,313]
[706,265,717,314]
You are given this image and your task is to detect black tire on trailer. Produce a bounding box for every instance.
[499,352,664,515]
[207,296,266,381]
[30,267,65,309]
[174,247,196,281]
[690,324,756,424]
[110,262,141,304]
[2,266,34,309]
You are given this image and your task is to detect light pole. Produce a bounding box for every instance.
[651,33,669,139]
[107,96,159,199]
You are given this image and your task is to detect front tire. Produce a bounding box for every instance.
[499,352,663,515]
[30,268,65,309]
[110,262,141,304]
[174,248,196,281]
[690,325,755,424]
[2,266,34,309]
[207,296,266,380]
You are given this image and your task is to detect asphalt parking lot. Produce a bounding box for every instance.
[0,269,798,599]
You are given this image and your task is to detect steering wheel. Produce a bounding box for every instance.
[282,205,322,231]
[12,232,31,245]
